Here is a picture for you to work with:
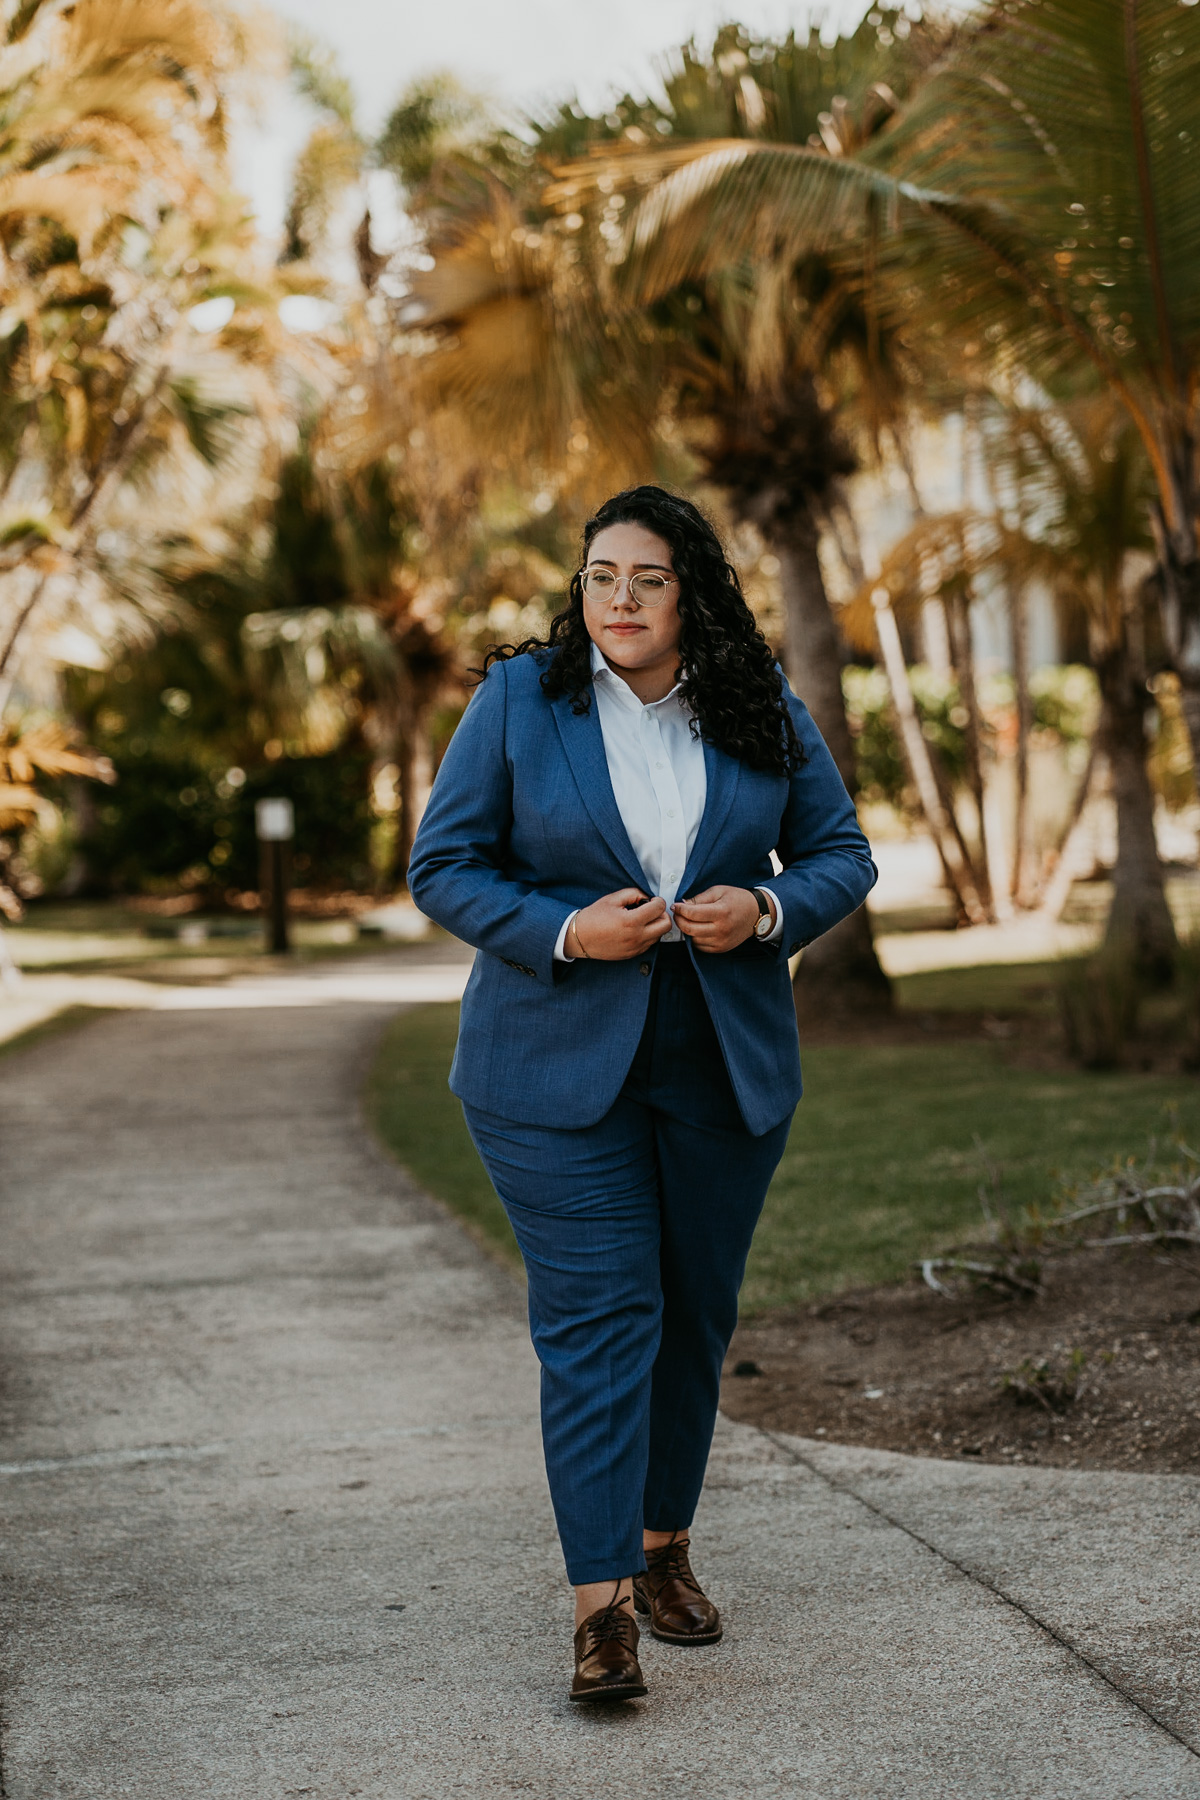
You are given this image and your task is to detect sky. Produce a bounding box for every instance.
[234,0,931,239]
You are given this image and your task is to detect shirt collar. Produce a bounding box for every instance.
[590,639,685,712]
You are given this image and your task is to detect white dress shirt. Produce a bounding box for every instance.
[554,643,782,958]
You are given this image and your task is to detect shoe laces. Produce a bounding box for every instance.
[583,1588,634,1646]
[644,1533,700,1595]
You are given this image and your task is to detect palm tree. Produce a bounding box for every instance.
[556,0,1200,787]
[402,16,960,1010]
[843,400,1177,975]
[0,714,113,982]
[0,0,296,712]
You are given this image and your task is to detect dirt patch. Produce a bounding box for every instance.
[722,1249,1200,1473]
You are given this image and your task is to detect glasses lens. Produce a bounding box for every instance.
[582,569,617,599]
[630,574,671,606]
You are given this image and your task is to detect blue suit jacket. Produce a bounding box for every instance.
[408,651,877,1136]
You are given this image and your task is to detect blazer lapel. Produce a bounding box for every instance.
[549,689,650,891]
[678,739,740,896]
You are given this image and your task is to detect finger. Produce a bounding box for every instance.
[687,929,721,945]
[687,887,724,904]
[674,900,723,920]
[643,916,674,940]
[609,888,649,907]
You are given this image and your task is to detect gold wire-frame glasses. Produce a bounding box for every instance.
[580,568,678,608]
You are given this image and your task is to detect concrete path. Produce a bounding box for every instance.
[2,983,1199,1799]
[0,951,474,1046]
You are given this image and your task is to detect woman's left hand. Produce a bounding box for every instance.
[672,886,768,953]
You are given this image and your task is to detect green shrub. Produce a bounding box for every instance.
[81,750,374,894]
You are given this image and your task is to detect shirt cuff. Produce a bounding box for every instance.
[554,910,579,963]
[760,886,784,944]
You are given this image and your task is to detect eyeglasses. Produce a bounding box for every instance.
[580,568,678,608]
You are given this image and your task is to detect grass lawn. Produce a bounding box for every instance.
[366,995,1200,1315]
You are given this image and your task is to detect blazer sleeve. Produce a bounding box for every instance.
[407,660,575,987]
[767,684,878,957]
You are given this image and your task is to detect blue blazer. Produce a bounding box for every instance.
[408,651,877,1137]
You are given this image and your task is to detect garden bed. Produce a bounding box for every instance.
[723,1247,1200,1474]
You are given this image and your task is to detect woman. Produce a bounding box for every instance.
[408,486,876,1703]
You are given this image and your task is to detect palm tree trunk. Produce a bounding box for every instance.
[1010,576,1035,906]
[872,590,988,925]
[385,654,432,889]
[769,509,892,1014]
[943,588,993,913]
[1035,736,1098,921]
[1094,647,1176,981]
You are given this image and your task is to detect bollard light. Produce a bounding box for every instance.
[255,797,294,842]
[255,797,294,954]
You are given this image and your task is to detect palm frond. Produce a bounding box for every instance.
[0,715,114,782]
[406,184,661,488]
[551,1,1200,443]
[548,138,954,307]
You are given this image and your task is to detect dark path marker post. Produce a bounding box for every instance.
[256,797,294,955]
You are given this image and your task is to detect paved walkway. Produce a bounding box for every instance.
[1,979,1198,1798]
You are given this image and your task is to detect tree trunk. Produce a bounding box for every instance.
[1010,575,1035,906]
[943,588,993,913]
[770,511,892,1014]
[387,667,432,891]
[1094,647,1176,981]
[774,517,855,786]
[872,589,988,925]
[1035,737,1098,921]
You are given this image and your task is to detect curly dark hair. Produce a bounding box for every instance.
[482,485,802,775]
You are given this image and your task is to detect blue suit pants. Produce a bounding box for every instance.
[463,945,792,1586]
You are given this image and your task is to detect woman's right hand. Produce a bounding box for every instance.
[567,889,673,961]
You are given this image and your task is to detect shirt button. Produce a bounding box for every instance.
[639,961,651,976]
[656,760,665,768]
[666,808,676,818]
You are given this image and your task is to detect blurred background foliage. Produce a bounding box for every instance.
[0,0,1196,1014]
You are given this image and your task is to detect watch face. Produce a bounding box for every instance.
[755,913,773,938]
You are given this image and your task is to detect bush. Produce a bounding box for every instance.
[81,749,374,895]
[1027,664,1099,745]
[841,663,1103,816]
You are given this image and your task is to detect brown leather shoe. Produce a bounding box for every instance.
[633,1535,722,1645]
[569,1593,647,1702]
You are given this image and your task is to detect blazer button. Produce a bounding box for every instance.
[639,961,652,976]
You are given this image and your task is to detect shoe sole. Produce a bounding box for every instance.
[569,1682,648,1702]
[633,1591,723,1646]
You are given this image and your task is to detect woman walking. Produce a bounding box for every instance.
[408,486,875,1702]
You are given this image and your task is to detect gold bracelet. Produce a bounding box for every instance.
[571,915,590,959]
